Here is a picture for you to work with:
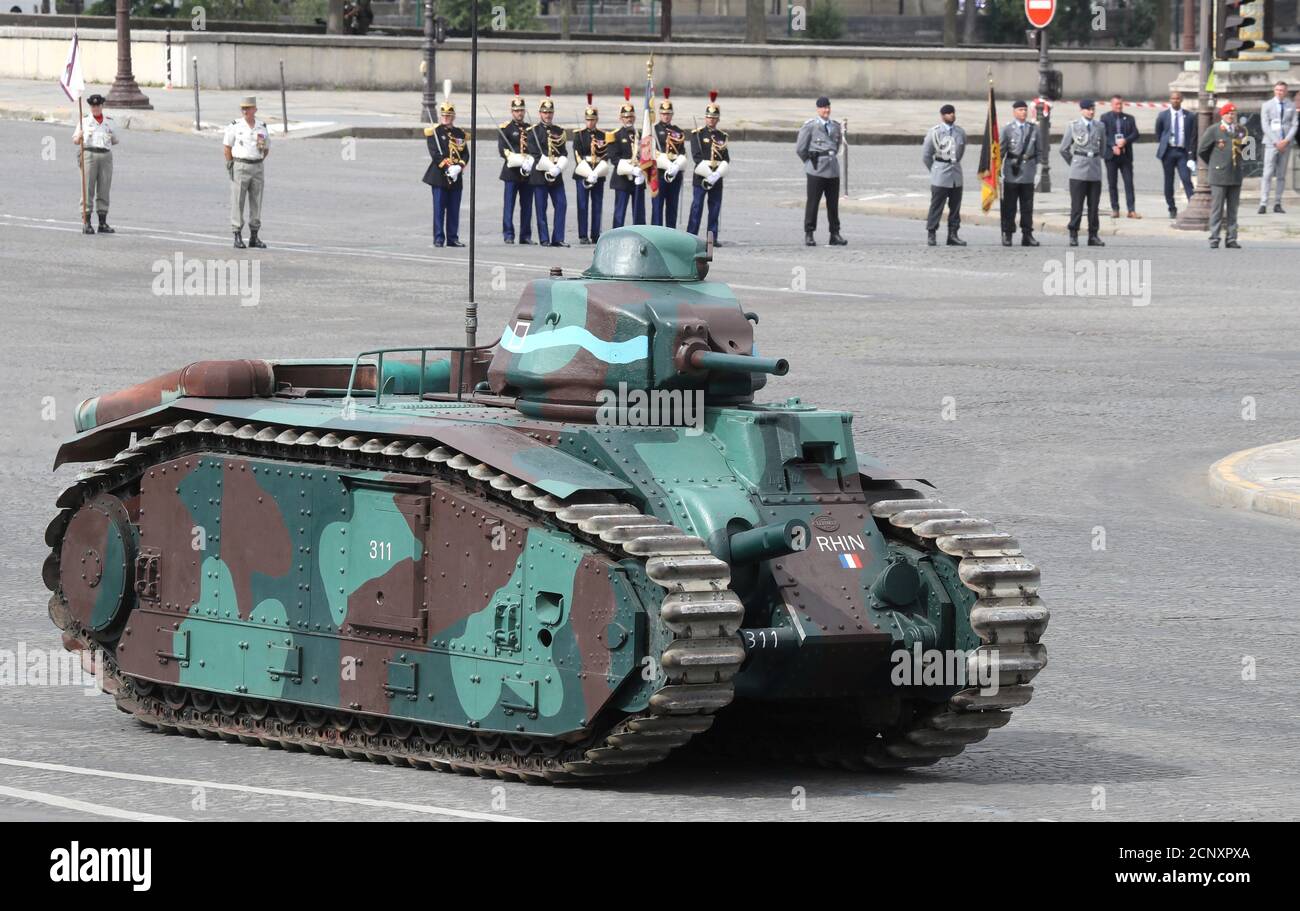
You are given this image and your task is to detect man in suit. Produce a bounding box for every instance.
[1058,98,1106,247]
[921,104,966,246]
[1258,81,1296,214]
[999,99,1039,246]
[1198,102,1246,249]
[1101,94,1141,219]
[796,96,847,246]
[1154,90,1197,219]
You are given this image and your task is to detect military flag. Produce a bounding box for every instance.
[640,57,659,197]
[59,33,85,102]
[978,81,1000,213]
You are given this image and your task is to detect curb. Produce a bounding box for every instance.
[1208,440,1300,521]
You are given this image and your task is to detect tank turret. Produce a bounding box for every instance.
[487,226,784,420]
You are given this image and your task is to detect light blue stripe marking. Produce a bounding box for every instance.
[501,324,648,365]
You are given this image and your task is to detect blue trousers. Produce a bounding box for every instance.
[502,181,532,242]
[651,174,683,228]
[575,179,604,240]
[533,181,567,245]
[687,182,723,241]
[432,185,461,245]
[612,186,646,227]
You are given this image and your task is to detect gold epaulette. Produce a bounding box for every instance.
[500,121,510,129]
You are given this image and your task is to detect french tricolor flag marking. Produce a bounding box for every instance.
[839,553,863,569]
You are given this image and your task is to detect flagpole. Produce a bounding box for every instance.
[77,96,87,227]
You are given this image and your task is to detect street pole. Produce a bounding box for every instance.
[1181,0,1196,50]
[1036,28,1051,194]
[105,0,151,109]
[421,0,437,123]
[1175,0,1214,230]
[466,0,478,349]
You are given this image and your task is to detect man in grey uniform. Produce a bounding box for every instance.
[223,96,270,249]
[72,93,118,235]
[999,99,1040,246]
[796,96,847,246]
[921,104,966,246]
[1198,102,1246,249]
[1258,81,1296,214]
[1058,98,1105,247]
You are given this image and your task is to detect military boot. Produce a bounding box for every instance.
[1087,234,1105,247]
[233,231,246,249]
[82,218,95,235]
[946,228,967,247]
[1021,232,1040,247]
[249,229,267,249]
[97,214,115,234]
[927,230,937,247]
[829,233,847,246]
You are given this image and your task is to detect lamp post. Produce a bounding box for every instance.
[105,0,151,109]
[1175,0,1214,230]
[421,0,438,123]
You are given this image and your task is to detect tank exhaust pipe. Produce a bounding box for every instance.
[728,519,809,564]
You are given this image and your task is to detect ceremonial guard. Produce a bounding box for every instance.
[223,96,270,249]
[1198,102,1247,249]
[610,88,646,228]
[498,85,534,244]
[422,86,467,248]
[526,86,569,247]
[999,99,1040,246]
[687,91,729,244]
[796,95,846,246]
[1258,81,1296,214]
[72,93,117,235]
[1058,99,1105,247]
[652,88,687,228]
[573,94,611,244]
[921,104,966,246]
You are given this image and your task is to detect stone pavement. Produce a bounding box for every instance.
[1209,440,1300,522]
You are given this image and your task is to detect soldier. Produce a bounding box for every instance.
[498,84,534,244]
[921,103,966,247]
[1198,102,1247,249]
[999,99,1040,247]
[687,91,729,244]
[71,93,118,235]
[573,93,612,245]
[422,91,468,248]
[1258,81,1296,214]
[526,85,569,247]
[610,88,646,228]
[1058,98,1106,248]
[223,96,270,249]
[652,88,688,229]
[796,95,846,247]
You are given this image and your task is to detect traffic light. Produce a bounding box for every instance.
[435,15,448,44]
[1216,0,1258,60]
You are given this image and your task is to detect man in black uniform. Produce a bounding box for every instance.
[497,84,533,244]
[652,88,688,229]
[526,86,569,247]
[610,88,646,228]
[687,91,729,244]
[421,93,468,248]
[572,93,611,245]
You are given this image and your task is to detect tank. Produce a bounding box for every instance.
[42,226,1048,782]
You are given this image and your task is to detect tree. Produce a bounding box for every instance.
[746,0,767,43]
[962,0,978,43]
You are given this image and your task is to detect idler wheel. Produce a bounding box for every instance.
[58,493,137,636]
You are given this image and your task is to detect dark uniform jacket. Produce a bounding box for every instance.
[497,118,532,182]
[422,124,468,189]
[525,122,567,187]
[609,125,640,193]
[690,125,729,188]
[573,127,609,181]
[1197,120,1246,187]
[654,121,688,171]
[1100,110,1139,161]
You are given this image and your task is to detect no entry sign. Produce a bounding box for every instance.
[1025,0,1056,28]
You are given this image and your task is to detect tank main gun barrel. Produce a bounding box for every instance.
[689,350,789,377]
[729,519,810,564]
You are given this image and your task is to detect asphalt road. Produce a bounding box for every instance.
[2,121,1298,821]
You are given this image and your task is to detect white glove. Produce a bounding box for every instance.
[705,171,720,186]
[446,164,462,181]
[520,154,534,176]
[505,151,526,169]
[669,159,684,177]
[547,165,561,179]
[633,169,645,186]
[615,158,639,178]
[554,155,568,172]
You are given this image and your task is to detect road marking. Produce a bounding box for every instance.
[730,283,873,300]
[0,757,532,822]
[0,783,182,822]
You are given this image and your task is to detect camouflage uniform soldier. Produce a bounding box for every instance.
[652,88,688,229]
[527,85,569,247]
[223,96,270,249]
[687,91,729,244]
[1058,99,1105,247]
[498,84,534,244]
[72,93,118,235]
[1198,102,1247,249]
[922,103,966,246]
[610,88,646,228]
[573,94,612,244]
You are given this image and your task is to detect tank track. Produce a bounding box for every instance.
[44,418,747,784]
[696,494,1050,771]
